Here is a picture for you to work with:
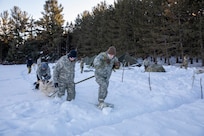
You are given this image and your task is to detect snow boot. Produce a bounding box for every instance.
[97,102,114,109]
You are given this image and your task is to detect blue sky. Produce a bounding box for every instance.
[0,0,115,23]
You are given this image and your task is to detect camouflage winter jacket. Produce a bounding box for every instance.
[53,55,76,84]
[94,52,119,80]
[143,59,150,67]
[36,63,51,80]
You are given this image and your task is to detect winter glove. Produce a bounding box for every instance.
[113,61,120,69]
[44,74,51,80]
[54,83,58,88]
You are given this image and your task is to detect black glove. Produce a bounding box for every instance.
[113,62,120,69]
[44,75,51,80]
[54,83,58,88]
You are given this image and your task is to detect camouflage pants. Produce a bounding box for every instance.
[95,75,109,103]
[58,82,75,101]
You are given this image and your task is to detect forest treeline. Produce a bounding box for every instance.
[0,0,203,65]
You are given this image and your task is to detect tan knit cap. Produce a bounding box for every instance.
[107,46,116,55]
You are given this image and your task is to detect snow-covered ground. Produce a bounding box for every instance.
[0,62,204,136]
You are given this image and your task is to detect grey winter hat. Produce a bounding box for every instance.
[68,50,77,58]
[41,62,48,70]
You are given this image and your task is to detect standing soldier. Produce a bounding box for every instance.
[143,56,150,71]
[26,56,33,74]
[180,55,188,69]
[93,46,120,109]
[53,50,77,101]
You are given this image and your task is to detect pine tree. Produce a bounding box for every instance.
[6,6,30,63]
[0,11,12,62]
[37,0,64,59]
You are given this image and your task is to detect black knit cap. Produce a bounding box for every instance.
[68,50,77,58]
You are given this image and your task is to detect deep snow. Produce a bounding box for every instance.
[0,61,204,136]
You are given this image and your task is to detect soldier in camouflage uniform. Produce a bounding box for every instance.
[93,46,120,107]
[180,55,188,69]
[53,50,77,101]
[35,62,51,89]
[143,56,150,71]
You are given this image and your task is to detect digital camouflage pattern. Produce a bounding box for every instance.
[93,52,119,103]
[180,55,188,69]
[36,62,51,81]
[53,55,76,100]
